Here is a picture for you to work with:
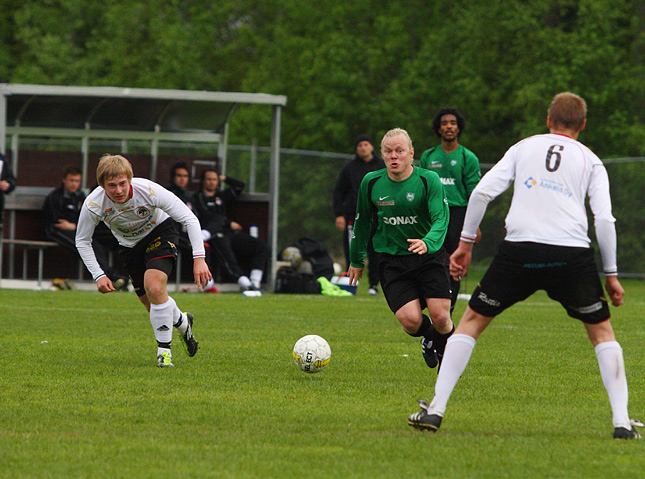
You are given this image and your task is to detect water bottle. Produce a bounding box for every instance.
[249,224,259,238]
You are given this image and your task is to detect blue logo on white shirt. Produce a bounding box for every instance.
[524,177,537,188]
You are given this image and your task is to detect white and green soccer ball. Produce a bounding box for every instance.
[281,246,302,269]
[292,335,331,373]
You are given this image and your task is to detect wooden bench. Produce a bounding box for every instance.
[2,186,270,290]
[0,239,61,288]
[1,187,86,287]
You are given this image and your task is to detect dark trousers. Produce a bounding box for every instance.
[45,225,121,280]
[208,230,268,281]
[342,220,380,288]
[445,206,467,313]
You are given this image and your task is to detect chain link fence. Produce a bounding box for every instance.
[9,138,645,278]
[225,145,645,278]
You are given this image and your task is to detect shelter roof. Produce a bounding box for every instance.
[0,84,287,134]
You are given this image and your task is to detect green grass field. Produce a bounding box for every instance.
[1,279,644,478]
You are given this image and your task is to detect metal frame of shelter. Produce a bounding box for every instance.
[0,83,287,288]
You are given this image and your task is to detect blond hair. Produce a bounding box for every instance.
[548,92,587,131]
[381,128,413,152]
[96,154,133,187]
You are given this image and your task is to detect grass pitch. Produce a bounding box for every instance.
[1,279,644,478]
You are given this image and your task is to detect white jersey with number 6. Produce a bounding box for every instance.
[461,133,617,274]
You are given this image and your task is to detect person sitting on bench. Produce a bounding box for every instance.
[191,166,268,296]
[44,165,128,290]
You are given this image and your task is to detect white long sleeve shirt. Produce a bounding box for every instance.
[76,178,205,281]
[461,133,618,275]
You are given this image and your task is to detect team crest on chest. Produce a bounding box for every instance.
[136,206,150,218]
[406,192,415,202]
[451,160,457,166]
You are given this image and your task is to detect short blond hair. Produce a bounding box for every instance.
[381,128,413,153]
[548,92,587,131]
[96,154,133,187]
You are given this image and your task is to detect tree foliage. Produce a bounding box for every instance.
[1,0,643,265]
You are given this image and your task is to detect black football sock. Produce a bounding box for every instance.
[407,314,434,339]
[450,277,460,314]
[434,325,455,357]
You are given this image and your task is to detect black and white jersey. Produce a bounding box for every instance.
[76,178,205,281]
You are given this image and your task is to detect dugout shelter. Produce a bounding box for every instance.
[0,83,287,288]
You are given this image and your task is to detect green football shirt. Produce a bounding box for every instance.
[349,167,449,268]
[419,145,481,207]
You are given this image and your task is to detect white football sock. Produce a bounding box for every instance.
[167,296,181,325]
[595,341,630,428]
[150,298,174,347]
[166,296,189,334]
[429,334,477,416]
[237,275,252,289]
[250,269,263,289]
[174,312,189,335]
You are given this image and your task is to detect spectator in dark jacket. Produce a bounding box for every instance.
[44,165,127,289]
[168,162,221,293]
[168,162,194,251]
[332,134,385,295]
[191,167,268,296]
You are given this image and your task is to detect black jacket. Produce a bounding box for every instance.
[332,153,385,221]
[191,176,245,235]
[168,183,193,207]
[0,154,17,217]
[43,185,85,227]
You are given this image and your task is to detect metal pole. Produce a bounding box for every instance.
[0,92,5,283]
[8,132,19,278]
[218,120,230,175]
[268,105,282,290]
[0,92,6,156]
[249,138,258,193]
[150,125,160,182]
[82,124,90,190]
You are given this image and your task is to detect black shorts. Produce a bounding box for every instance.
[119,218,178,297]
[379,250,451,313]
[469,241,610,324]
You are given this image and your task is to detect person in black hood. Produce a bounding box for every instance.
[332,134,384,295]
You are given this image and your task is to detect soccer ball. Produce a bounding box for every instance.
[292,335,331,373]
[281,246,302,270]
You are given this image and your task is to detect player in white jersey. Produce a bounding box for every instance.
[407,92,642,439]
[76,154,212,367]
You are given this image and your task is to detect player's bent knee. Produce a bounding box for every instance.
[143,279,168,302]
[396,314,422,333]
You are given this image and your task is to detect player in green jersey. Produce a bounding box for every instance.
[419,108,481,313]
[348,128,454,369]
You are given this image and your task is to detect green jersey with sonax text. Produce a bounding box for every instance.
[419,145,481,207]
[349,167,449,268]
